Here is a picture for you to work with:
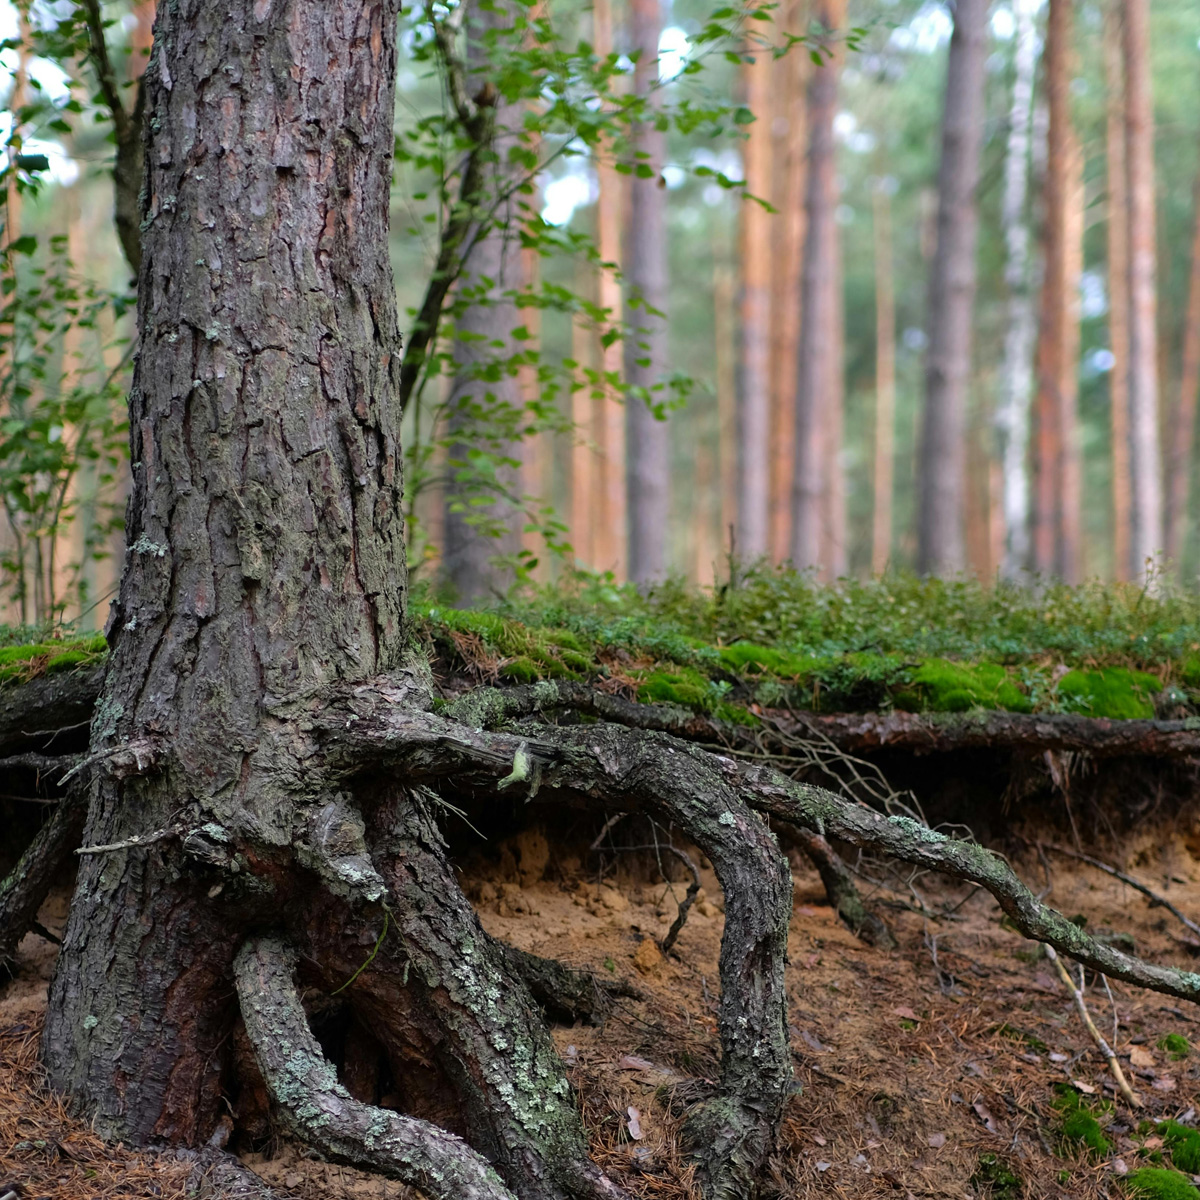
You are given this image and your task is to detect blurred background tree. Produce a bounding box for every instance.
[5,0,1200,620]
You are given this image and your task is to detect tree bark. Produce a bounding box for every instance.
[915,0,987,576]
[44,0,410,1142]
[1104,1,1133,581]
[625,0,670,584]
[1033,0,1081,581]
[591,0,627,581]
[790,0,843,573]
[1166,167,1200,571]
[997,0,1038,579]
[736,31,774,562]
[1124,0,1163,577]
[769,6,805,564]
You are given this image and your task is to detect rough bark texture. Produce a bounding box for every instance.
[916,0,987,576]
[996,0,1037,579]
[321,709,794,1200]
[235,936,518,1200]
[625,0,670,583]
[1124,0,1163,575]
[46,0,409,1140]
[790,0,842,573]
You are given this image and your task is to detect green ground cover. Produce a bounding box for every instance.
[414,569,1200,720]
[10,570,1200,720]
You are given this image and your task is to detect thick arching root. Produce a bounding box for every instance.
[234,936,519,1200]
[305,788,629,1200]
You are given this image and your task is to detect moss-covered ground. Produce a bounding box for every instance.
[411,569,1200,720]
[14,569,1200,719]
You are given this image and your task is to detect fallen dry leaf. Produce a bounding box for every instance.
[618,1055,655,1071]
[1129,1046,1156,1069]
[626,1106,643,1140]
[893,1006,920,1021]
[971,1098,999,1133]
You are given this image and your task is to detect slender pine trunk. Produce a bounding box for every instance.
[625,0,670,583]
[871,180,896,578]
[915,0,987,576]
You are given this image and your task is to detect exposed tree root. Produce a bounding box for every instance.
[0,787,86,973]
[0,668,102,756]
[494,939,644,1023]
[790,828,897,949]
[325,704,794,1199]
[305,788,629,1200]
[234,936,519,1200]
[319,690,1200,1009]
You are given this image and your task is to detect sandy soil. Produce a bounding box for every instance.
[3,831,1200,1200]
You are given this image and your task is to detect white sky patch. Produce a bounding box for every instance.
[661,164,685,189]
[658,26,690,82]
[991,6,1015,41]
[1079,270,1107,320]
[0,109,78,185]
[541,165,594,226]
[890,2,954,54]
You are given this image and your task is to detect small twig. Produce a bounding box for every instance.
[617,841,702,954]
[1045,945,1142,1108]
[1101,973,1120,1047]
[76,826,180,855]
[1043,842,1200,939]
[589,812,627,851]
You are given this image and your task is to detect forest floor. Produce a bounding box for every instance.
[3,831,1200,1200]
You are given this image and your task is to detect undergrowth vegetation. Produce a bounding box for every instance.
[11,569,1200,720]
[413,567,1200,720]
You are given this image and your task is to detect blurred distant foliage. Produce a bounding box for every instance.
[0,231,130,626]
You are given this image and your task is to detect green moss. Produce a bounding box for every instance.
[1056,667,1162,719]
[1158,1033,1191,1060]
[1160,1122,1200,1174]
[635,666,723,711]
[892,659,1031,714]
[499,656,541,683]
[1124,1168,1200,1200]
[718,642,807,677]
[0,634,108,684]
[1053,1086,1110,1157]
[970,1153,1023,1198]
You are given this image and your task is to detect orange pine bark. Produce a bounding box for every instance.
[871,182,895,577]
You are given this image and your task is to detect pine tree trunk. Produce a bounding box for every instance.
[915,0,987,576]
[443,7,526,602]
[1059,125,1084,581]
[1124,0,1163,576]
[996,0,1038,579]
[737,33,773,562]
[769,4,806,564]
[592,0,627,580]
[625,0,670,583]
[1104,1,1132,581]
[44,0,409,1136]
[791,0,843,572]
[1166,169,1200,570]
[871,180,896,577]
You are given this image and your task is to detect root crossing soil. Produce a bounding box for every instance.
[4,835,1200,1200]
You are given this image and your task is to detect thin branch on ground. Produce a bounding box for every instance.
[1045,945,1142,1108]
